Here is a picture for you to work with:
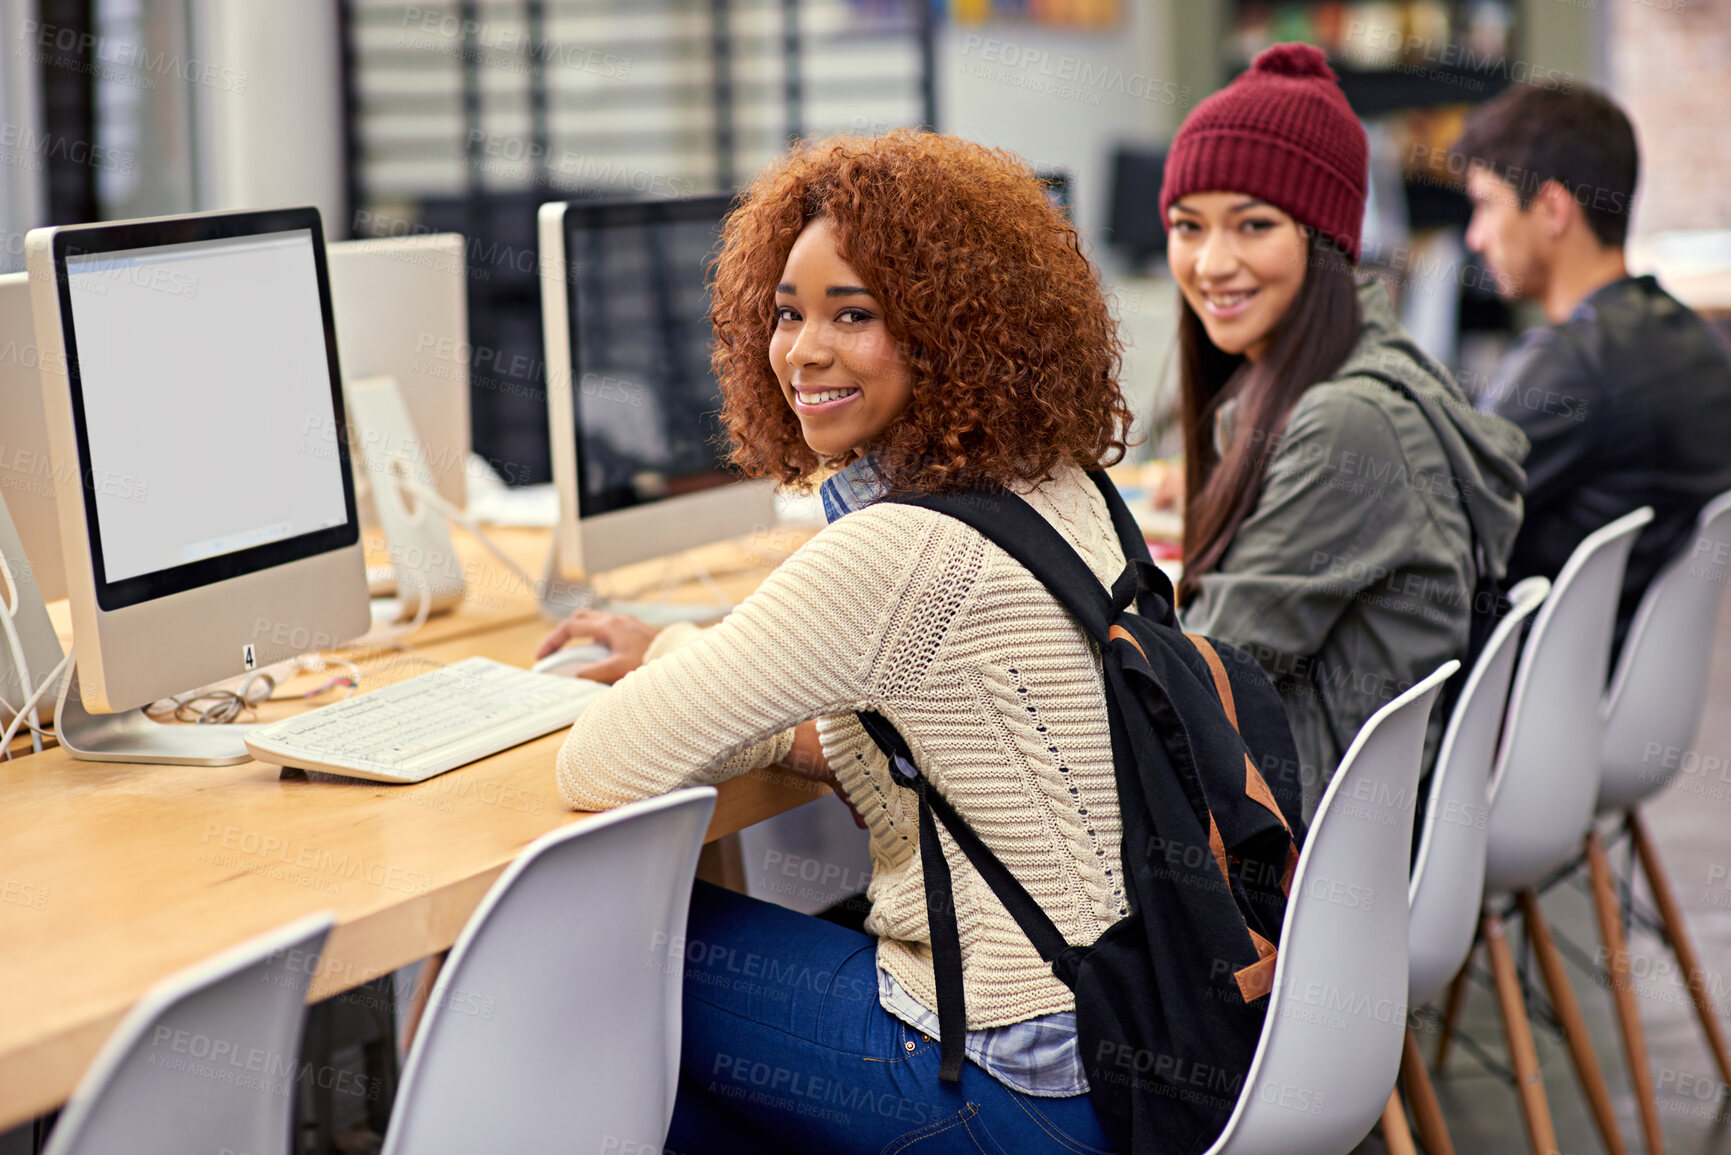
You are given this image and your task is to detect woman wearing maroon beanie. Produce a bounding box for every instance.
[1165,43,1529,817]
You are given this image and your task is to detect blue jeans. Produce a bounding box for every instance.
[666,882,1119,1155]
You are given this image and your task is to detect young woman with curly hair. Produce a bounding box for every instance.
[540,130,1135,1153]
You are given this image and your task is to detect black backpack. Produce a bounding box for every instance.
[858,471,1307,1155]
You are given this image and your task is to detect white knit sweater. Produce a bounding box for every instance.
[555,464,1129,1028]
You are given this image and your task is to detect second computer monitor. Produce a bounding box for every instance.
[0,271,67,601]
[325,234,471,511]
[538,195,774,580]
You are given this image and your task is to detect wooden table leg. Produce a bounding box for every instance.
[1402,1028,1456,1155]
[697,831,748,893]
[1631,809,1731,1086]
[399,949,447,1055]
[1383,1087,1420,1155]
[1485,911,1560,1155]
[1520,890,1626,1155]
[1586,831,1664,1155]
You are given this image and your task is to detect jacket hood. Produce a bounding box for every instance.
[1337,279,1530,581]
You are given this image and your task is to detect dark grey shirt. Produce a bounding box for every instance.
[1478,275,1731,659]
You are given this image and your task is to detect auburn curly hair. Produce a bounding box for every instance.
[710,129,1132,492]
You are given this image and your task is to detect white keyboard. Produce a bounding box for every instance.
[245,657,606,784]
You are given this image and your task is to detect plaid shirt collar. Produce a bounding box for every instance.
[819,455,889,524]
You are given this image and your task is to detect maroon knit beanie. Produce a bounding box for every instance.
[1159,43,1368,262]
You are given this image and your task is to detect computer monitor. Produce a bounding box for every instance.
[1108,146,1169,269]
[1,236,468,604]
[1035,170,1073,221]
[25,206,370,764]
[325,234,471,512]
[538,195,775,599]
[0,271,68,602]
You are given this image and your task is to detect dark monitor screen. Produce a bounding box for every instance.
[1108,147,1168,267]
[561,195,737,518]
[1035,170,1072,220]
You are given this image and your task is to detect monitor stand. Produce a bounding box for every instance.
[55,662,258,765]
[349,376,466,625]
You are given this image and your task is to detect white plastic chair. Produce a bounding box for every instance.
[381,786,717,1155]
[43,912,335,1155]
[1394,577,1548,1154]
[1600,488,1731,812]
[1580,488,1731,1151]
[1483,507,1651,897]
[1467,507,1653,1155]
[1203,661,1456,1155]
[1410,577,1551,1005]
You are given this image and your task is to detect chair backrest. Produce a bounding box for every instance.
[381,787,716,1155]
[43,912,335,1155]
[1599,489,1731,812]
[1407,577,1549,1008]
[1484,508,1652,896]
[1205,663,1455,1155]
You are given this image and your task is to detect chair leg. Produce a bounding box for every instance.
[1383,1088,1420,1155]
[1484,911,1561,1155]
[1587,831,1665,1155]
[1401,1029,1455,1155]
[1519,890,1627,1155]
[1630,808,1731,1086]
[1435,957,1473,1070]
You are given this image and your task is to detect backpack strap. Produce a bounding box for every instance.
[856,472,1177,1080]
[855,710,1081,1083]
[884,471,1175,638]
[1351,369,1509,640]
[1088,469,1156,568]
[885,487,1114,642]
[1330,370,1508,763]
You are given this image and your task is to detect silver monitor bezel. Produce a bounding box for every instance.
[325,233,471,513]
[0,271,66,602]
[38,206,362,611]
[26,206,371,715]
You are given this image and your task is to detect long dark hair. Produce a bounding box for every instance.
[1177,231,1362,604]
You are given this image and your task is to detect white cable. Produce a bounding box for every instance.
[396,477,537,591]
[0,553,43,753]
[348,578,434,650]
[689,558,735,612]
[401,580,434,635]
[0,691,53,738]
[0,646,72,758]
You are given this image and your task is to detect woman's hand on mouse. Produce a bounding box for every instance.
[534,610,663,684]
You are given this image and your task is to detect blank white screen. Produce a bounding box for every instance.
[65,231,349,584]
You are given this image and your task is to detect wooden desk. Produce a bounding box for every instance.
[0,525,820,1130]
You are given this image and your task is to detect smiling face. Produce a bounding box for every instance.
[1166,193,1308,362]
[768,216,913,461]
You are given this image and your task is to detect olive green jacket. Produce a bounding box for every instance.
[1183,280,1529,819]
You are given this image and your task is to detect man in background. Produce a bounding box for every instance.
[1457,83,1731,661]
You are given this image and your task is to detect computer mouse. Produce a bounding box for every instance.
[531,643,612,677]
